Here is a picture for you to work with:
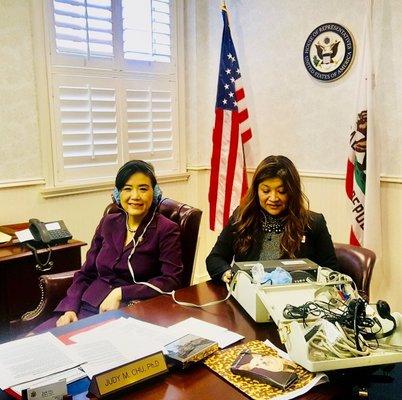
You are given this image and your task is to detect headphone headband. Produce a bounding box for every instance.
[363,300,396,340]
[116,160,157,187]
[113,160,162,206]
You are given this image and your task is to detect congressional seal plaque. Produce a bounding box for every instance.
[303,23,354,82]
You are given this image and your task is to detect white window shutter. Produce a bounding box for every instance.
[46,0,181,185]
[122,0,171,63]
[122,79,179,173]
[53,0,113,59]
[152,0,171,62]
[53,76,120,183]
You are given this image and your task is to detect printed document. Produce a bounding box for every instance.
[67,317,174,378]
[0,333,83,389]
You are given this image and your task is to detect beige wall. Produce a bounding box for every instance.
[186,0,402,177]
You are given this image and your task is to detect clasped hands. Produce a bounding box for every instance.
[221,269,233,283]
[56,288,122,327]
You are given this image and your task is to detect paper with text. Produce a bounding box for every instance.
[68,318,172,378]
[0,333,83,389]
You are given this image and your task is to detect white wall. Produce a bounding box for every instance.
[0,0,42,184]
[187,0,402,177]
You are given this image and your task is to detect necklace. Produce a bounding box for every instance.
[260,210,285,234]
[126,220,137,233]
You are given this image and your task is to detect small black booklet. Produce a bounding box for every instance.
[231,350,299,390]
[164,334,219,369]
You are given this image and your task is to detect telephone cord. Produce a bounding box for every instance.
[25,242,53,272]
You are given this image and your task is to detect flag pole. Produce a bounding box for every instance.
[209,0,252,230]
[221,1,231,27]
[221,0,246,189]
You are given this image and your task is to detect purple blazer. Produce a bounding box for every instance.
[55,210,184,314]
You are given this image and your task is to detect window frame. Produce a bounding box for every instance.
[32,0,185,191]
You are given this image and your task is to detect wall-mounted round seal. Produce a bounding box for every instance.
[303,23,354,82]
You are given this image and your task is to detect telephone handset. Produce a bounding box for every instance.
[28,218,72,246]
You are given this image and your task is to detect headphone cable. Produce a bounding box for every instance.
[126,210,233,308]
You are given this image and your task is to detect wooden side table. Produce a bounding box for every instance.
[0,223,86,342]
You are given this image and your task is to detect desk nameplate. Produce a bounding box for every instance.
[89,351,167,398]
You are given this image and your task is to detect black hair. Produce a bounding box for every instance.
[115,160,157,190]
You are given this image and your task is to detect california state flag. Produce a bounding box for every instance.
[345,0,382,258]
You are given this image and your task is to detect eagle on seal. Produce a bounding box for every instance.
[315,37,340,64]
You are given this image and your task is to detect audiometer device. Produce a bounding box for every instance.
[231,258,319,323]
[233,258,319,284]
[230,261,402,372]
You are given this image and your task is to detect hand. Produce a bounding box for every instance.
[56,311,78,327]
[99,288,122,313]
[221,269,233,283]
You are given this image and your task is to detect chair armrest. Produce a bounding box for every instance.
[9,270,77,337]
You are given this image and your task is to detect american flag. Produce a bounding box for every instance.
[209,5,252,231]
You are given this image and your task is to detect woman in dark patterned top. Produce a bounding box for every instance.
[206,155,337,283]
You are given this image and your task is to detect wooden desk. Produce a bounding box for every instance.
[66,281,345,400]
[0,224,86,342]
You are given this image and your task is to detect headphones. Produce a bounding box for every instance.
[112,185,162,206]
[112,187,121,204]
[364,300,397,340]
[349,298,397,345]
[112,160,163,206]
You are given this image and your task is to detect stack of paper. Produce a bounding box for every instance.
[0,314,246,397]
[0,231,12,243]
[66,317,175,378]
[0,333,83,390]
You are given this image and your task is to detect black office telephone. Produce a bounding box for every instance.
[23,219,73,272]
[28,218,72,246]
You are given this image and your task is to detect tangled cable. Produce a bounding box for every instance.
[283,299,378,334]
[308,321,374,359]
[283,298,384,358]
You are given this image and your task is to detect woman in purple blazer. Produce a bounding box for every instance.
[35,160,184,331]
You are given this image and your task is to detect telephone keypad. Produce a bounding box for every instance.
[49,229,71,241]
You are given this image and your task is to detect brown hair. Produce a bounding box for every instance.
[233,155,309,257]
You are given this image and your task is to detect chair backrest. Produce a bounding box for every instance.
[334,243,376,300]
[104,198,202,287]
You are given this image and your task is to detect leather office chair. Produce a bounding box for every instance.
[334,242,376,301]
[10,198,202,337]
